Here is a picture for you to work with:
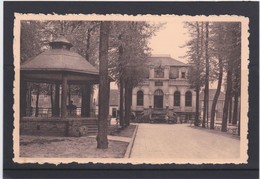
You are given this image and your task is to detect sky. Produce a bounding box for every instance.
[149,21,190,63]
[108,21,217,91]
[109,21,191,90]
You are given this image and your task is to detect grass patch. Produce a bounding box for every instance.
[20,135,128,158]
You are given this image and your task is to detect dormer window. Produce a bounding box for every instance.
[154,66,164,78]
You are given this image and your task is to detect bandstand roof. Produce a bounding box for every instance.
[21,36,100,84]
[21,49,99,75]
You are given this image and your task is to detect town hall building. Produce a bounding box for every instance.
[132,55,196,121]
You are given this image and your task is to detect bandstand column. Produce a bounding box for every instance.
[61,74,68,119]
[20,79,27,117]
[81,84,91,117]
[86,85,91,117]
[54,82,60,117]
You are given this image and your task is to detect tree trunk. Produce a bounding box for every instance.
[202,89,207,128]
[35,84,40,117]
[194,22,201,127]
[200,22,207,128]
[118,39,125,127]
[232,91,239,125]
[195,87,200,126]
[228,95,233,124]
[124,80,132,127]
[210,57,223,129]
[205,22,209,128]
[97,21,110,149]
[85,29,91,62]
[238,102,240,136]
[222,68,233,132]
[119,78,125,127]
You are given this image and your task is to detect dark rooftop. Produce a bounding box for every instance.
[21,36,98,75]
[149,56,188,67]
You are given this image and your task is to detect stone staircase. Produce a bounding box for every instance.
[80,119,98,136]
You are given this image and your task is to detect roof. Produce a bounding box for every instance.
[21,49,99,75]
[200,89,225,101]
[149,56,188,67]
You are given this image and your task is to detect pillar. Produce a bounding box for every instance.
[61,74,68,119]
[86,85,91,117]
[81,84,91,117]
[54,82,60,117]
[20,79,27,117]
[180,90,185,112]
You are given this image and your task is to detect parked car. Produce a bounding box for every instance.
[136,111,151,123]
[150,109,177,124]
[167,111,178,124]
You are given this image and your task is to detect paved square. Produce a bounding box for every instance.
[130,124,240,159]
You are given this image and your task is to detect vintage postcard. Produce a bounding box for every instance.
[13,13,249,164]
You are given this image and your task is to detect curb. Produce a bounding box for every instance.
[124,124,139,158]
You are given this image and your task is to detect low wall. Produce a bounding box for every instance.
[20,117,97,137]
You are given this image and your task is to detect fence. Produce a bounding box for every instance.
[25,107,97,118]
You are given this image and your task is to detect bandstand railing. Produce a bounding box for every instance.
[25,107,97,118]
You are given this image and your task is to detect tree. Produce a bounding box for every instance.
[97,21,110,149]
[184,22,205,126]
[184,21,241,132]
[221,22,241,132]
[202,22,210,128]
[231,23,241,125]
[20,21,45,63]
[108,21,159,127]
[209,22,226,129]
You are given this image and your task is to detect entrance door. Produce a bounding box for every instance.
[112,108,117,118]
[154,89,164,108]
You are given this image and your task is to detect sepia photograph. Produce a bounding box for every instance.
[12,14,249,165]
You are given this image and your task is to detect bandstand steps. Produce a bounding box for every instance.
[80,120,98,135]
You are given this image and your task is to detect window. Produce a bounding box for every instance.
[155,81,163,86]
[137,91,144,106]
[181,72,186,78]
[112,108,117,118]
[185,91,192,106]
[170,67,179,79]
[154,66,164,78]
[174,91,180,106]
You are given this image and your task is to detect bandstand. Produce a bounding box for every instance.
[20,36,100,137]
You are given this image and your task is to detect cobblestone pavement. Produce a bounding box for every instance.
[130,124,240,159]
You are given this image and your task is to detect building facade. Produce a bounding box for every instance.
[200,89,225,122]
[132,56,196,121]
[95,89,119,118]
